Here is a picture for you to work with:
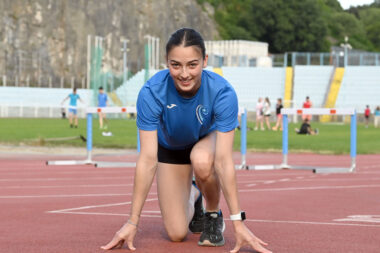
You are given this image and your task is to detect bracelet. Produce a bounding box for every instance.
[127,219,138,227]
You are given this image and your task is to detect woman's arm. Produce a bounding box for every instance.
[214,130,272,253]
[101,130,158,251]
[129,130,158,224]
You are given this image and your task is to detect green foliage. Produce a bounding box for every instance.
[197,0,380,53]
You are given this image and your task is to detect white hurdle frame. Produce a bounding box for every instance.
[248,108,357,173]
[47,106,137,167]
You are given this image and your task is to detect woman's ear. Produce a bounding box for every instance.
[203,54,208,68]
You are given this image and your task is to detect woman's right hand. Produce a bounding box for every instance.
[101,222,138,251]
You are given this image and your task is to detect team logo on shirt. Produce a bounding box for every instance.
[196,105,209,125]
[167,104,177,109]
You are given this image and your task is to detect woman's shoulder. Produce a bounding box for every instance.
[203,69,229,85]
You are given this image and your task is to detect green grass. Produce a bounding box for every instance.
[0,118,379,154]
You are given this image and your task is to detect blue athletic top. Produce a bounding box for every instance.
[69,93,80,106]
[98,93,108,107]
[137,69,239,150]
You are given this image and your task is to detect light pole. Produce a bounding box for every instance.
[121,39,129,85]
[340,36,352,67]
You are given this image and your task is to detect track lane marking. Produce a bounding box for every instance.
[239,184,380,192]
[0,192,157,199]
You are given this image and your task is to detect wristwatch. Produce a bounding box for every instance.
[230,211,246,221]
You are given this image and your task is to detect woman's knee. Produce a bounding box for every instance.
[166,227,188,242]
[191,152,214,180]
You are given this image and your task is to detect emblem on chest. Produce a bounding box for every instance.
[196,105,209,125]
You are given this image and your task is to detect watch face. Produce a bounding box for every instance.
[241,211,246,220]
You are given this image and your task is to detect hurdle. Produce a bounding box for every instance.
[248,108,357,173]
[47,106,137,167]
[48,106,249,169]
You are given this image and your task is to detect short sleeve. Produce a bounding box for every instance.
[214,86,239,132]
[136,86,162,131]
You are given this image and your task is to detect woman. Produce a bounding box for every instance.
[255,97,264,131]
[101,28,271,253]
[263,97,271,130]
[272,98,283,131]
[374,106,380,128]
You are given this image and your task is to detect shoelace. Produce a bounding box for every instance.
[204,215,218,233]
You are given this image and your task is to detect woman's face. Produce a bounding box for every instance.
[167,45,208,98]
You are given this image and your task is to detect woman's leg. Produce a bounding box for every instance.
[265,116,271,129]
[190,132,219,212]
[156,162,196,242]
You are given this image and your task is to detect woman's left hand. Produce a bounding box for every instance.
[230,222,272,253]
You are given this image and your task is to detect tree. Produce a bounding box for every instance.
[245,0,328,52]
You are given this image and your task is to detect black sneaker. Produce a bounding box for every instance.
[198,211,225,247]
[189,187,204,233]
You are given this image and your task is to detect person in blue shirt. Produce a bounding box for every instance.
[101,28,271,253]
[61,87,83,128]
[98,86,108,129]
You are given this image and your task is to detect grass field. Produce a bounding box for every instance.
[0,118,379,154]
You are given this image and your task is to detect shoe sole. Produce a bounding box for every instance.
[198,220,225,247]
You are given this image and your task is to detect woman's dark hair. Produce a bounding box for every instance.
[166,28,206,59]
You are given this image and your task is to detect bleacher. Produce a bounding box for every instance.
[0,87,92,107]
[221,67,285,110]
[293,66,334,108]
[336,66,380,111]
[115,69,158,106]
[2,66,379,118]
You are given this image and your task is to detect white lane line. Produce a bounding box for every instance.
[0,184,134,189]
[0,192,157,199]
[291,177,380,182]
[47,201,134,213]
[0,183,157,189]
[0,171,136,176]
[239,184,380,192]
[263,181,276,184]
[246,184,257,187]
[47,198,159,215]
[48,211,162,218]
[334,215,380,223]
[0,176,133,182]
[243,219,380,228]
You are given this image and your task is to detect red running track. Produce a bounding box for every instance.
[0,151,379,253]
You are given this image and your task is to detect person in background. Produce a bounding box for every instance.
[61,87,84,128]
[302,96,312,121]
[364,105,370,128]
[272,98,283,131]
[263,97,271,130]
[254,97,264,131]
[295,118,318,135]
[98,86,108,129]
[374,106,380,128]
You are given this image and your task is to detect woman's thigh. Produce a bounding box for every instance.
[156,162,193,240]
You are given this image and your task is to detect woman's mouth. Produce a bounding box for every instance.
[180,79,191,86]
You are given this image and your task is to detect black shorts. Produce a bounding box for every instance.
[158,144,193,164]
